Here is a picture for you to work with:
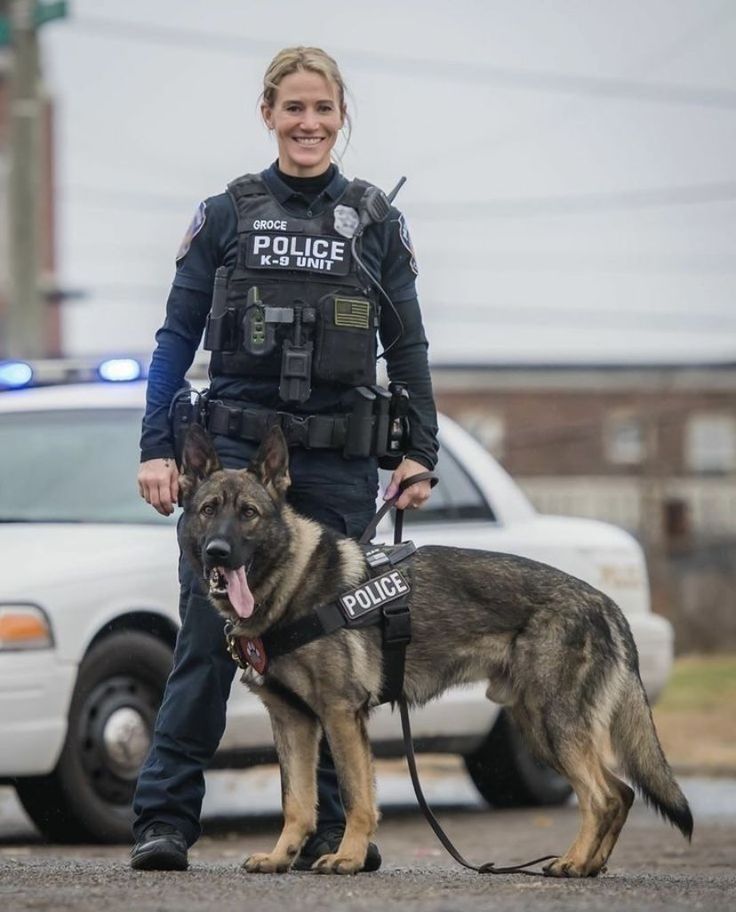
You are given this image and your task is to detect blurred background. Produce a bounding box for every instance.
[0,3,735,673]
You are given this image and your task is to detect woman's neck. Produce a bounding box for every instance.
[276,161,335,199]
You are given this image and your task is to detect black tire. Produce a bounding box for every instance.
[463,711,573,808]
[14,631,172,843]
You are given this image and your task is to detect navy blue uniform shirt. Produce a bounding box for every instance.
[141,163,439,468]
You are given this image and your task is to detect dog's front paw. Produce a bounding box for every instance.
[313,852,364,875]
[242,852,292,874]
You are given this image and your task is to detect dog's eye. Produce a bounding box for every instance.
[241,506,257,519]
[201,503,216,517]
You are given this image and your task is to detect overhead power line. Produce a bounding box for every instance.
[408,181,736,220]
[69,15,736,111]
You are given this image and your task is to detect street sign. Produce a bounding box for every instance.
[34,0,67,27]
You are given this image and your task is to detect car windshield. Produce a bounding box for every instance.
[0,407,174,525]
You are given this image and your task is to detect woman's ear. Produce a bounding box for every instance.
[261,103,273,130]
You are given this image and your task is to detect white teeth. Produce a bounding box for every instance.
[295,137,322,145]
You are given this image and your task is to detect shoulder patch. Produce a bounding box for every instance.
[397,213,418,275]
[176,200,207,262]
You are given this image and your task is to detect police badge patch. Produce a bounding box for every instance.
[176,200,207,262]
[333,204,360,239]
[398,213,418,275]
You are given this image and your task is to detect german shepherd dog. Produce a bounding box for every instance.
[179,424,693,877]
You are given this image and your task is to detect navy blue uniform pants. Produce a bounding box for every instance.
[132,435,379,847]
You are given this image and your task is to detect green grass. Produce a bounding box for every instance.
[656,655,736,713]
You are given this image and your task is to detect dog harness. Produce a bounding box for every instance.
[224,540,415,705]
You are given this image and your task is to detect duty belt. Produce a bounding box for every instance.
[207,401,350,450]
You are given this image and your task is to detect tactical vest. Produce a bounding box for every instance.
[204,174,381,402]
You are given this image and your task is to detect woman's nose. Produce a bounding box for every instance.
[299,110,318,130]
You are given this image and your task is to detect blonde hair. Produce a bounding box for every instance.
[261,46,352,152]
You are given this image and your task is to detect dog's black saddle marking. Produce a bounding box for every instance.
[226,541,415,704]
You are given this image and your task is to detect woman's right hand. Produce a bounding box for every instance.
[138,458,180,516]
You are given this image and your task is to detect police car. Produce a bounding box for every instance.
[0,360,674,842]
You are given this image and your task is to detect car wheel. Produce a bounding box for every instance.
[463,711,573,808]
[14,631,172,843]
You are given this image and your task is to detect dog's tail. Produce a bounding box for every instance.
[610,674,693,841]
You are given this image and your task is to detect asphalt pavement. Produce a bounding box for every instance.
[1,761,735,912]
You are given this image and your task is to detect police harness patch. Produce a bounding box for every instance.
[338,569,410,622]
[246,232,350,275]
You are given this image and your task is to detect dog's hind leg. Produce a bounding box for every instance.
[542,743,626,878]
[589,767,635,872]
[314,702,378,875]
[243,698,321,874]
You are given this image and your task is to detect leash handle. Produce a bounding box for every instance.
[359,471,438,545]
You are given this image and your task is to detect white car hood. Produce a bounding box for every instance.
[0,524,177,600]
[512,513,640,551]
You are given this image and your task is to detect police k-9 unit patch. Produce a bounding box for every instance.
[246,233,350,275]
[339,570,411,621]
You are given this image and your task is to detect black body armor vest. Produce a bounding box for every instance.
[204,174,381,403]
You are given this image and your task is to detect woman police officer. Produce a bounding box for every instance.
[132,46,439,872]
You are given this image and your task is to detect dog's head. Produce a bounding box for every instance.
[178,423,292,625]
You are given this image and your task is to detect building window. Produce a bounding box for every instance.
[686,413,736,474]
[455,409,505,458]
[605,411,645,465]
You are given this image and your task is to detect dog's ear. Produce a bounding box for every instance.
[248,426,291,499]
[179,424,222,501]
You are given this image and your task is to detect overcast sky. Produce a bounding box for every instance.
[40,0,736,365]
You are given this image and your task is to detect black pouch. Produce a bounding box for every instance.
[313,293,377,386]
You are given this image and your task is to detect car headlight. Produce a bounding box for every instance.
[0,604,54,650]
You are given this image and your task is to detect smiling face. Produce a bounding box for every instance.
[261,69,345,177]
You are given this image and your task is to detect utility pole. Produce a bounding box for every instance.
[7,0,42,357]
[3,0,67,357]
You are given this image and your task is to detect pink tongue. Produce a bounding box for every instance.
[223,566,255,619]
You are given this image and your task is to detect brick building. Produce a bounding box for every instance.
[432,363,736,539]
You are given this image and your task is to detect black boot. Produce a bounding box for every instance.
[292,824,382,872]
[130,823,189,871]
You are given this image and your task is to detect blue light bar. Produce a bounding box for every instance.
[97,358,143,383]
[0,360,34,389]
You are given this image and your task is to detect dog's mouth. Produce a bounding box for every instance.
[208,562,255,619]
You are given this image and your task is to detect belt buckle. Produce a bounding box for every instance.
[382,603,411,647]
[281,413,311,448]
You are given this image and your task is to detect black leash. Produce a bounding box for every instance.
[367,471,558,876]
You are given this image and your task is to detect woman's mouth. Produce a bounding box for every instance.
[293,136,324,146]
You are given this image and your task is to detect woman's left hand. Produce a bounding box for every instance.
[383,458,434,510]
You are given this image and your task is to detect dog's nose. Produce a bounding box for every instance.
[205,538,231,562]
